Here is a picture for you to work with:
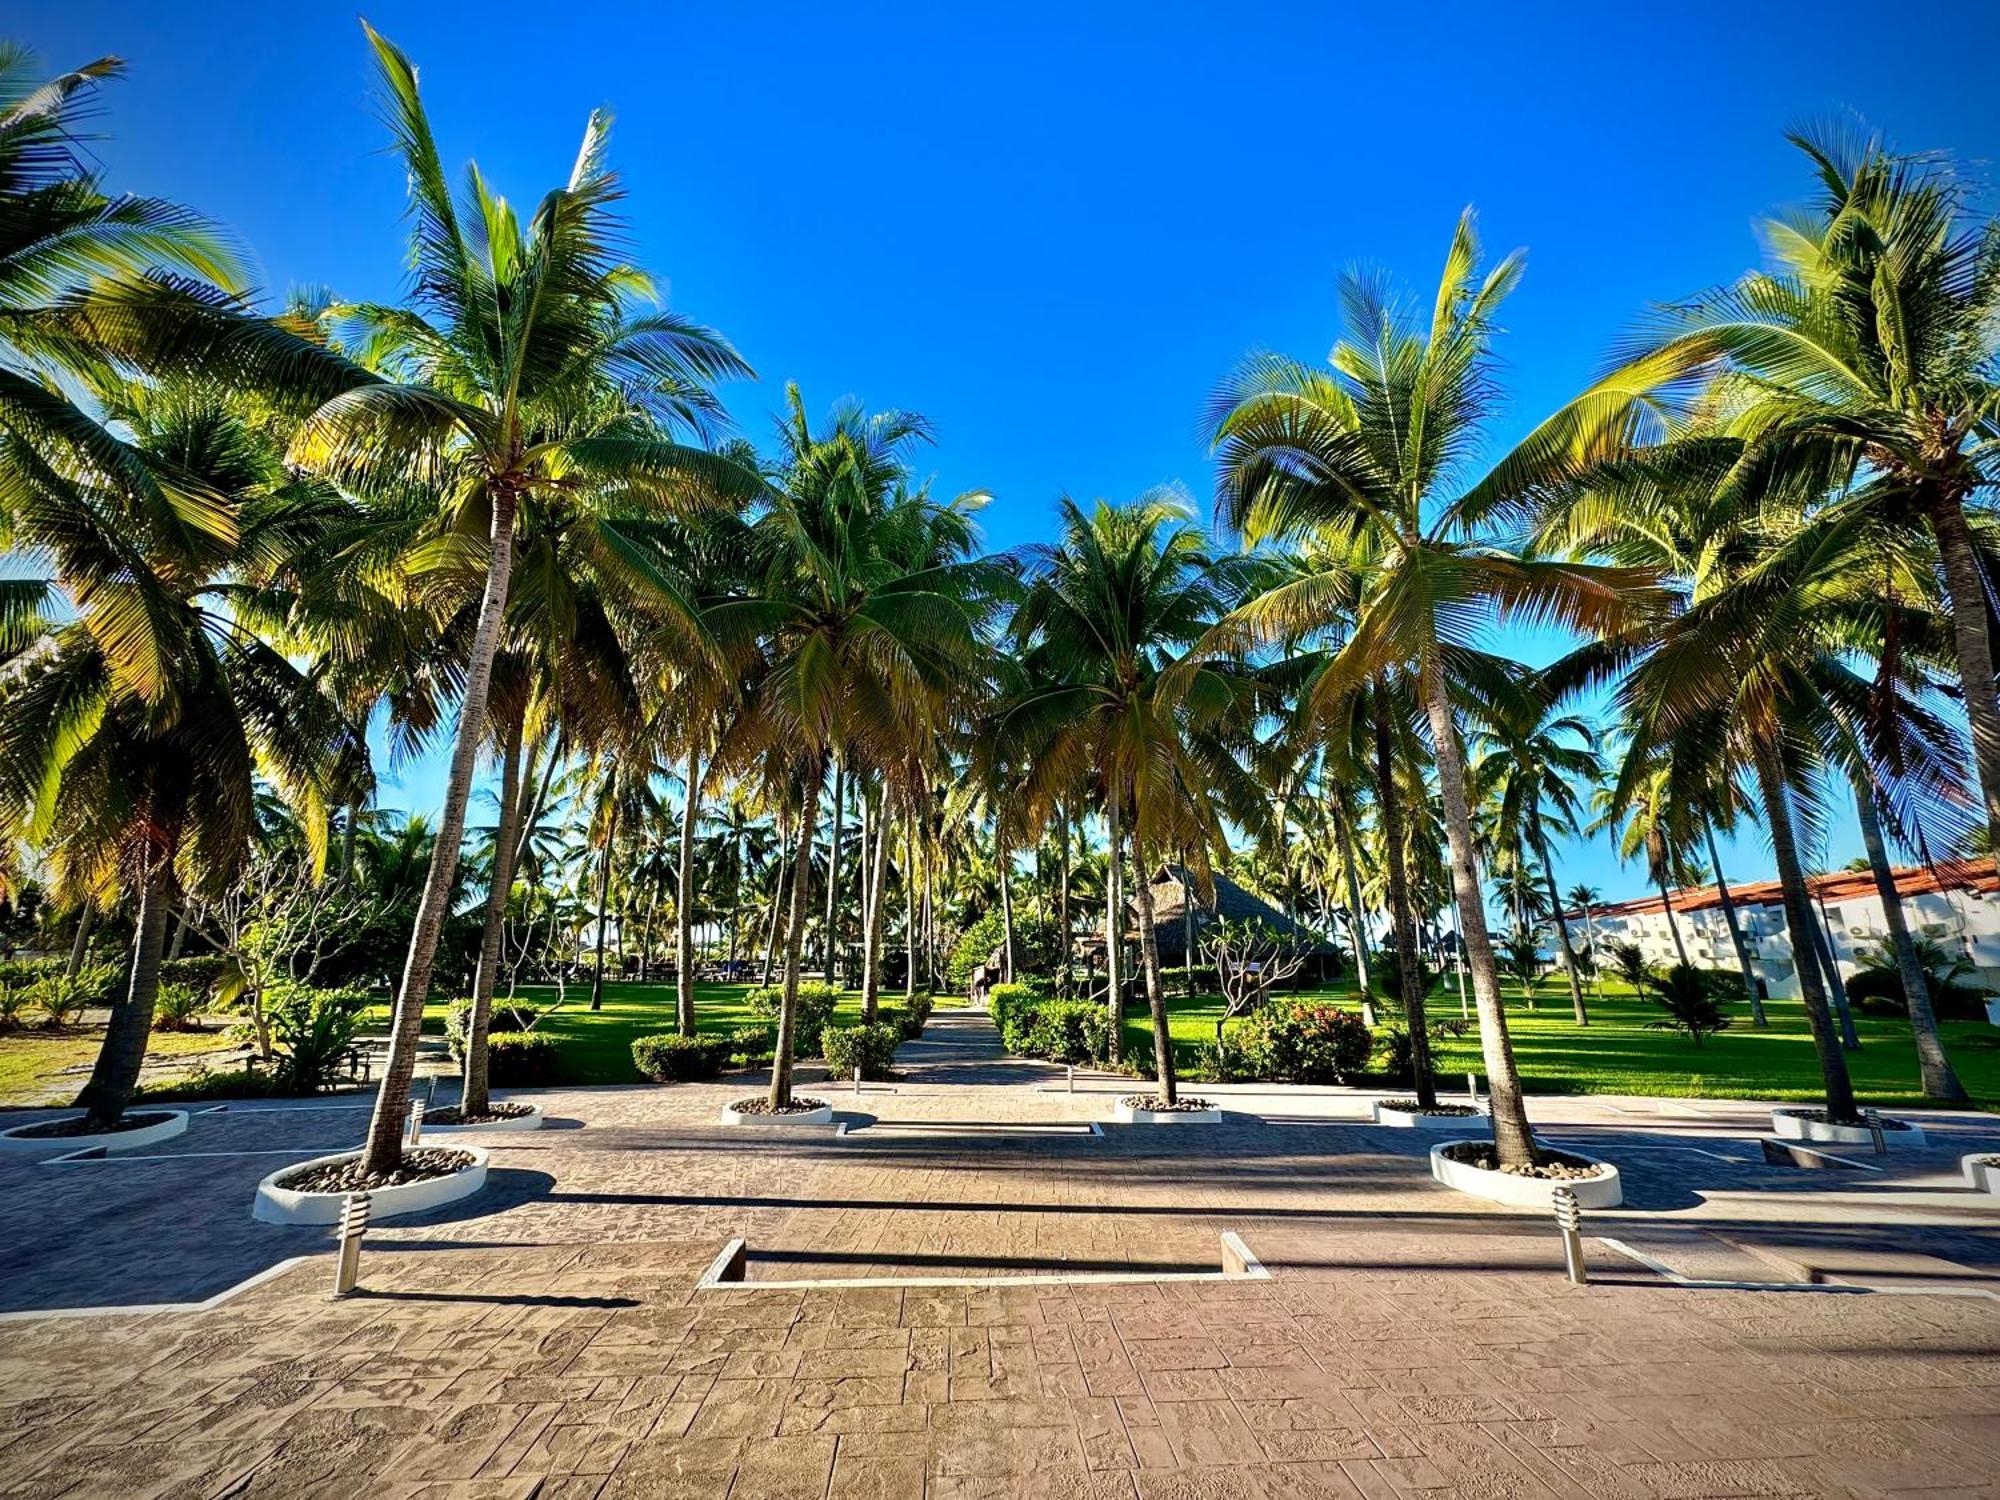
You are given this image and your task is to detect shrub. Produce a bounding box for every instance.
[746,982,839,1056]
[1606,940,1652,992]
[727,1024,777,1065]
[152,982,206,1032]
[444,996,545,1059]
[1236,1000,1372,1084]
[1023,998,1111,1065]
[632,1032,727,1083]
[28,961,120,1029]
[265,984,369,1092]
[1641,964,1732,1048]
[158,955,230,996]
[1849,938,1991,1021]
[0,985,28,1029]
[486,1031,560,1086]
[822,1022,901,1080]
[900,992,934,1037]
[988,982,1038,1047]
[137,1064,292,1103]
[1378,1015,1471,1087]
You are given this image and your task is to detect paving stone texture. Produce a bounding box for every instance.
[0,1007,1996,1497]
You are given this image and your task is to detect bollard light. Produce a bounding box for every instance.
[1067,1063,1075,1095]
[332,1190,370,1297]
[854,1062,863,1096]
[407,1099,425,1146]
[1466,1072,1480,1104]
[1551,1184,1587,1285]
[1864,1108,1887,1156]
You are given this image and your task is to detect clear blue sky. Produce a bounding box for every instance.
[21,1,2000,905]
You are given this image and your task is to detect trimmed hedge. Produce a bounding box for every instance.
[822,1022,901,1080]
[1235,1000,1372,1085]
[746,982,839,1056]
[632,1032,728,1083]
[727,1024,777,1065]
[989,985,1111,1065]
[485,1031,560,1086]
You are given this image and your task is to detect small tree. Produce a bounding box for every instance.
[1642,963,1732,1048]
[1499,929,1542,1010]
[1606,939,1652,994]
[1202,917,1311,1055]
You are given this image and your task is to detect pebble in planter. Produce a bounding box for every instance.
[420,1100,545,1134]
[253,1146,489,1225]
[0,1110,188,1153]
[1113,1094,1222,1124]
[1372,1099,1489,1129]
[719,1096,834,1127]
[1429,1139,1623,1208]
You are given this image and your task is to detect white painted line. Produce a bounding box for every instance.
[0,1255,317,1323]
[695,1231,1272,1293]
[1595,1237,2000,1302]
[1540,1138,1747,1163]
[43,1147,356,1165]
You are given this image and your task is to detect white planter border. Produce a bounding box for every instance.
[1113,1098,1222,1125]
[1962,1153,1999,1197]
[1771,1107,1925,1148]
[421,1101,544,1135]
[252,1145,490,1225]
[1984,998,2000,1027]
[0,1109,187,1153]
[1372,1101,1489,1130]
[719,1098,834,1128]
[1429,1140,1623,1209]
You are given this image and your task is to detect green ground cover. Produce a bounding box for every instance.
[361,982,899,1085]
[0,1026,238,1106]
[1121,979,2000,1110]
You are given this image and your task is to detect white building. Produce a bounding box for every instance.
[1566,860,2000,1000]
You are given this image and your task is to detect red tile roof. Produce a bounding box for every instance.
[1572,859,1997,921]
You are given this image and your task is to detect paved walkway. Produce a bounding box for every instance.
[0,1007,1996,1496]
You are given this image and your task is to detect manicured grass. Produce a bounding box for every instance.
[0,1026,238,1107]
[1124,979,2000,1111]
[363,981,904,1086]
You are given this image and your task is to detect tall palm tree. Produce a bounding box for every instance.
[1206,211,1670,1167]
[1001,494,1264,1104]
[1617,129,2000,866]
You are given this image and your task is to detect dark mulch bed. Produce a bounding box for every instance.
[1381,1099,1482,1116]
[729,1096,829,1116]
[423,1102,535,1126]
[1440,1140,1610,1181]
[7,1110,175,1139]
[1778,1106,1914,1130]
[274,1147,474,1194]
[1122,1094,1216,1112]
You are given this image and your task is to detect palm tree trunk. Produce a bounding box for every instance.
[77,848,175,1129]
[1924,490,2000,873]
[1419,662,1534,1165]
[1751,738,1860,1123]
[759,838,785,989]
[1104,799,1124,1062]
[1658,878,1690,967]
[769,766,823,1109]
[1180,856,1194,995]
[1374,700,1435,1109]
[1128,824,1176,1104]
[65,901,94,979]
[1333,802,1372,1000]
[676,743,701,1037]
[863,790,892,1021]
[361,488,518,1176]
[821,760,844,985]
[998,837,1016,983]
[589,770,619,1012]
[462,710,525,1116]
[1531,819,1588,1026]
[1852,778,1963,1099]
[1811,891,1862,1050]
[903,819,918,1003]
[1704,820,1767,1026]
[1057,808,1073,992]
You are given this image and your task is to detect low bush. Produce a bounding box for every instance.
[152,982,206,1031]
[443,996,546,1060]
[899,992,934,1037]
[267,984,369,1092]
[1236,1000,1372,1085]
[158,955,230,996]
[988,982,1039,1048]
[28,961,120,1028]
[137,1064,294,1103]
[632,1032,727,1083]
[486,1031,560,1086]
[822,1021,902,1080]
[1023,998,1111,1064]
[727,1023,777,1065]
[745,982,839,1056]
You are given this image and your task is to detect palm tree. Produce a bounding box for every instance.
[1206,211,1670,1167]
[1618,129,2000,866]
[1002,495,1263,1104]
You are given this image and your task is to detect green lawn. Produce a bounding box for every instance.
[1124,979,2000,1111]
[0,1026,239,1107]
[363,982,900,1085]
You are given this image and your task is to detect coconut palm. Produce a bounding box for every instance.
[1616,129,2000,865]
[1206,210,1671,1167]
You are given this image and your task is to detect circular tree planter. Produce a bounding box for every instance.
[1373,1099,1489,1130]
[1429,1140,1623,1208]
[1114,1095,1222,1125]
[252,1146,489,1225]
[719,1097,834,1128]
[1962,1153,1999,1198]
[0,1109,187,1153]
[1771,1107,1925,1148]
[421,1101,544,1135]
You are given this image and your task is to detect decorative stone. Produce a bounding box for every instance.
[719,1098,834,1127]
[1372,1100,1489,1129]
[421,1101,545,1134]
[252,1146,490,1224]
[1113,1097,1222,1124]
[0,1110,188,1153]
[1428,1141,1624,1208]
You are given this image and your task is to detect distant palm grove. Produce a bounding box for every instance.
[4,25,1999,1176]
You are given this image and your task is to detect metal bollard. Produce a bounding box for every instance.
[1552,1185,1587,1285]
[407,1099,424,1146]
[1466,1072,1480,1104]
[332,1191,370,1297]
[854,1062,864,1096]
[1864,1108,1887,1156]
[1067,1064,1075,1095]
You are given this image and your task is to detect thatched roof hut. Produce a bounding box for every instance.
[1141,864,1335,962]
